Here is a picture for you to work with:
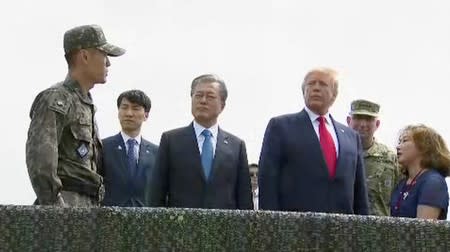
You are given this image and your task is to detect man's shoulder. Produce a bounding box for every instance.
[265,112,305,130]
[41,81,74,97]
[142,137,159,151]
[368,141,396,158]
[102,134,121,145]
[219,128,244,143]
[101,135,123,155]
[163,125,192,136]
[270,111,303,122]
[373,141,394,152]
[29,82,73,117]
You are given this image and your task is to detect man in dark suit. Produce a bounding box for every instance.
[150,74,253,210]
[258,68,369,215]
[102,90,158,207]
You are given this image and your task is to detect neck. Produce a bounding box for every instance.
[123,129,140,138]
[69,70,94,96]
[307,106,328,116]
[407,162,425,180]
[196,119,217,129]
[362,138,374,150]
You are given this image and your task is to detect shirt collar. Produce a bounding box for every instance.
[120,131,142,145]
[63,74,93,104]
[304,106,333,125]
[193,120,219,139]
[365,138,378,154]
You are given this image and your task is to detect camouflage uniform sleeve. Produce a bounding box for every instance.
[26,89,70,205]
[388,150,401,193]
[392,153,401,187]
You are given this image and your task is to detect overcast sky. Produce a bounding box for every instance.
[1,0,450,205]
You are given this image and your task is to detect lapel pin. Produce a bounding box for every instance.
[340,129,344,133]
[117,145,122,150]
[224,139,229,144]
[146,149,150,153]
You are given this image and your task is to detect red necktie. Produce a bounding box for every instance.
[318,116,337,178]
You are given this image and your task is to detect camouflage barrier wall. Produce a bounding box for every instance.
[1,205,449,251]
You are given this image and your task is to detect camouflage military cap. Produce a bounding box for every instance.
[350,99,380,117]
[63,24,125,56]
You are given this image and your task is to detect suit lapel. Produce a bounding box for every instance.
[299,110,330,177]
[185,124,207,182]
[208,128,230,183]
[113,133,129,183]
[136,139,155,177]
[331,117,347,178]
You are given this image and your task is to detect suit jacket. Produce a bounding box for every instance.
[101,133,158,207]
[258,109,369,214]
[149,123,253,210]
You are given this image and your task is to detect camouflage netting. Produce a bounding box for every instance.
[1,205,450,251]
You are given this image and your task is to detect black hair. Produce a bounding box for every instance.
[117,90,151,112]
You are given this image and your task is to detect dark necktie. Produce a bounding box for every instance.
[127,138,138,177]
[318,116,337,178]
[201,129,213,180]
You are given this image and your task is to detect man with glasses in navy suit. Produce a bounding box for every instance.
[150,74,253,210]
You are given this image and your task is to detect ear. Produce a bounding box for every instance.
[375,119,380,129]
[144,112,149,121]
[346,116,351,126]
[80,49,90,64]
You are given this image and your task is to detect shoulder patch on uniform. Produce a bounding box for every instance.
[49,98,69,115]
[47,89,71,115]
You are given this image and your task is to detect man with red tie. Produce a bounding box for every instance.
[258,67,369,214]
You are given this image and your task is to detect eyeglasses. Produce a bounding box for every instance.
[193,92,218,102]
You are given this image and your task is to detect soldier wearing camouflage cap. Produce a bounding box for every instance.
[26,24,125,206]
[347,99,400,216]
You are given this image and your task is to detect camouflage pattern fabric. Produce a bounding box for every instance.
[350,99,380,117]
[63,24,125,57]
[1,206,450,251]
[26,76,103,205]
[364,140,400,216]
[59,191,99,207]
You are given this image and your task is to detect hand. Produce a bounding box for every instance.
[55,193,67,207]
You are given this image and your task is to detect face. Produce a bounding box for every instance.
[191,81,224,127]
[347,114,380,142]
[118,98,148,134]
[85,48,111,84]
[249,166,258,192]
[396,131,422,167]
[303,71,336,115]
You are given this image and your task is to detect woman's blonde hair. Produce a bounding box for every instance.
[398,124,450,176]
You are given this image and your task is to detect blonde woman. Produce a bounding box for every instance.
[391,124,450,219]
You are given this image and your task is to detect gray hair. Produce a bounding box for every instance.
[190,74,228,104]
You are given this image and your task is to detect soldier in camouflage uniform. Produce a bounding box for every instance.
[26,25,125,206]
[347,99,400,216]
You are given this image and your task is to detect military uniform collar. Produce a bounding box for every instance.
[63,75,93,105]
[364,139,380,157]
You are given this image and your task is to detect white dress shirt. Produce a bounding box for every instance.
[304,107,339,156]
[193,120,218,156]
[253,187,259,210]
